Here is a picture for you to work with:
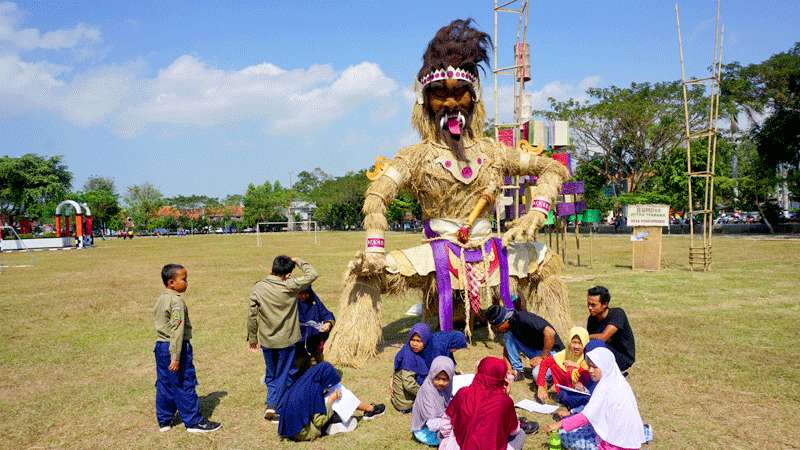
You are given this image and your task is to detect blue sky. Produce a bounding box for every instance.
[1,0,797,198]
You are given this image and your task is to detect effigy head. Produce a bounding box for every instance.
[412,19,491,159]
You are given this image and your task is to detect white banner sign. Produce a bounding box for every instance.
[627,204,669,227]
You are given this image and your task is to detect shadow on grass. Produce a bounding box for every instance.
[381,311,500,351]
[382,315,422,347]
[199,390,228,417]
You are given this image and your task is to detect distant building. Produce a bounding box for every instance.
[156,206,182,219]
[206,205,244,222]
[283,201,316,230]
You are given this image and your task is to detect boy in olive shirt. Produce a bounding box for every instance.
[154,263,221,433]
[247,255,318,422]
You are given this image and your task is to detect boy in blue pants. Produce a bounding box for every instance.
[154,263,221,433]
[247,255,318,423]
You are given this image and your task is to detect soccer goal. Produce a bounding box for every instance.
[256,221,319,247]
[0,225,36,272]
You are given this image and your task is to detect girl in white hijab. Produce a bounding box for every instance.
[411,356,455,446]
[543,347,646,450]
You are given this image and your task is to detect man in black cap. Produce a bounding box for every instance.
[485,304,564,382]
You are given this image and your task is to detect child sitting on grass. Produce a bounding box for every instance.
[391,323,467,412]
[543,347,647,450]
[536,326,590,403]
[437,356,537,450]
[297,286,335,362]
[153,263,221,433]
[411,356,455,446]
[277,358,385,441]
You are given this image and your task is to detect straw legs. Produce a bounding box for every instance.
[326,249,570,367]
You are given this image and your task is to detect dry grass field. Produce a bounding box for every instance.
[1,231,798,449]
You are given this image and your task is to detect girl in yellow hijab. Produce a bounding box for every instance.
[536,326,590,403]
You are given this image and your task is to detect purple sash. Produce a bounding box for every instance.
[424,220,514,331]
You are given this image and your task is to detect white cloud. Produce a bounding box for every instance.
[0,54,66,112]
[0,51,400,136]
[483,76,601,123]
[109,57,397,136]
[0,2,402,137]
[270,61,397,132]
[0,2,100,51]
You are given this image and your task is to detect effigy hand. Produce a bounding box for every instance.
[347,251,386,276]
[501,211,546,247]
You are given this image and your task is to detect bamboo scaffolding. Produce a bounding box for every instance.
[675,0,724,271]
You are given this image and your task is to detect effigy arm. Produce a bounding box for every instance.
[356,156,410,271]
[500,148,570,246]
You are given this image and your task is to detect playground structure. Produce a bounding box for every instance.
[1,200,93,252]
[54,200,93,248]
[675,0,725,271]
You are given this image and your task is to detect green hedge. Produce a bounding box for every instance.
[3,232,59,239]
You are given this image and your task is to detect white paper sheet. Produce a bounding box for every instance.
[514,399,559,414]
[556,384,590,396]
[405,303,423,316]
[325,383,360,422]
[451,374,474,394]
[301,320,326,331]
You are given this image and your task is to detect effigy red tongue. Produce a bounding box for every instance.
[447,117,462,135]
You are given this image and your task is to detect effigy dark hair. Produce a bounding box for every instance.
[417,18,492,80]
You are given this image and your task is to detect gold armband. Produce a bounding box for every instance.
[519,152,532,172]
[383,166,403,186]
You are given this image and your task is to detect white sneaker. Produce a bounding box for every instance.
[158,425,172,432]
[326,418,358,435]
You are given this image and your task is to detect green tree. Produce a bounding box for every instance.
[151,214,178,231]
[292,168,331,198]
[83,176,115,193]
[386,190,422,225]
[546,81,707,194]
[77,176,120,233]
[310,171,368,230]
[124,183,164,230]
[0,153,72,225]
[166,194,221,209]
[243,181,289,227]
[721,42,800,228]
[572,158,615,214]
[223,194,243,206]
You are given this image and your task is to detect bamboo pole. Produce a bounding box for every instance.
[575,218,581,267]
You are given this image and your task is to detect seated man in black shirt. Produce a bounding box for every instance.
[485,304,564,382]
[586,286,635,372]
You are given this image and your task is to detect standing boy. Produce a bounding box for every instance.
[247,255,318,422]
[485,304,564,382]
[586,286,636,372]
[154,263,221,433]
